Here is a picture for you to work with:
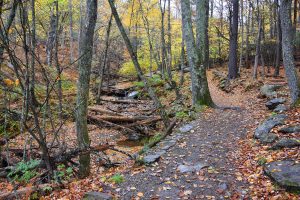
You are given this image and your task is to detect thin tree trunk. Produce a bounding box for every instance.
[108,0,170,128]
[96,14,112,103]
[238,0,244,72]
[76,0,98,178]
[69,0,74,64]
[274,0,281,76]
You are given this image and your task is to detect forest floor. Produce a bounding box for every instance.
[1,68,299,199]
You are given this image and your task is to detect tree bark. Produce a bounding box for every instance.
[274,0,282,76]
[181,0,214,106]
[227,0,239,79]
[280,0,300,104]
[75,0,98,178]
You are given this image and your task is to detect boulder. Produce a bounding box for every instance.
[254,114,287,140]
[264,160,300,191]
[273,104,287,113]
[265,98,286,110]
[279,125,300,134]
[270,138,300,150]
[83,192,113,200]
[260,84,282,98]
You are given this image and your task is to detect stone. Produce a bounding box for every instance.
[164,83,172,90]
[273,104,287,113]
[254,114,287,140]
[143,150,166,164]
[279,125,300,134]
[83,192,113,200]
[270,138,300,150]
[127,91,139,99]
[127,133,143,141]
[260,133,278,144]
[158,140,176,150]
[265,98,286,110]
[179,124,193,133]
[177,162,207,173]
[217,183,228,194]
[264,160,300,191]
[260,84,282,98]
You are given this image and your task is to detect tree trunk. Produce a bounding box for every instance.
[280,0,300,104]
[181,0,214,106]
[69,0,74,64]
[274,0,282,76]
[75,0,98,178]
[108,0,170,128]
[96,14,112,103]
[227,0,239,79]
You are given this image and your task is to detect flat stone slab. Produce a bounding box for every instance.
[265,98,286,110]
[158,140,177,150]
[177,162,208,173]
[260,133,278,144]
[279,125,300,134]
[273,104,287,113]
[270,138,300,150]
[83,192,113,200]
[264,160,300,191]
[254,114,287,140]
[179,124,193,133]
[143,150,166,164]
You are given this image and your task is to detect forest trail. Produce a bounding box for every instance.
[112,75,256,199]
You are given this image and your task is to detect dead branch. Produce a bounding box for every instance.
[88,116,136,133]
[87,114,155,123]
[99,98,151,104]
[0,183,60,200]
[88,106,123,116]
[138,120,176,155]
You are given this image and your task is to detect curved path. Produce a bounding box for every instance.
[113,75,256,199]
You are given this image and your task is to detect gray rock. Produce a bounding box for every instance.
[164,83,172,90]
[217,183,228,194]
[265,98,286,110]
[260,133,278,144]
[270,138,300,150]
[127,133,143,141]
[83,192,112,200]
[179,124,193,133]
[279,125,300,134]
[264,160,300,191]
[143,150,166,164]
[127,91,139,99]
[158,140,176,150]
[273,104,287,113]
[260,84,282,98]
[177,162,208,173]
[254,114,287,139]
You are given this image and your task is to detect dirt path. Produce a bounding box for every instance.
[112,77,256,199]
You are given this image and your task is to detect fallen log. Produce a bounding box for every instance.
[88,116,136,133]
[0,183,59,200]
[138,120,176,155]
[87,114,155,123]
[125,117,161,127]
[88,106,123,116]
[99,98,151,104]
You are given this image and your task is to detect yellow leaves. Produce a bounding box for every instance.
[3,78,19,87]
